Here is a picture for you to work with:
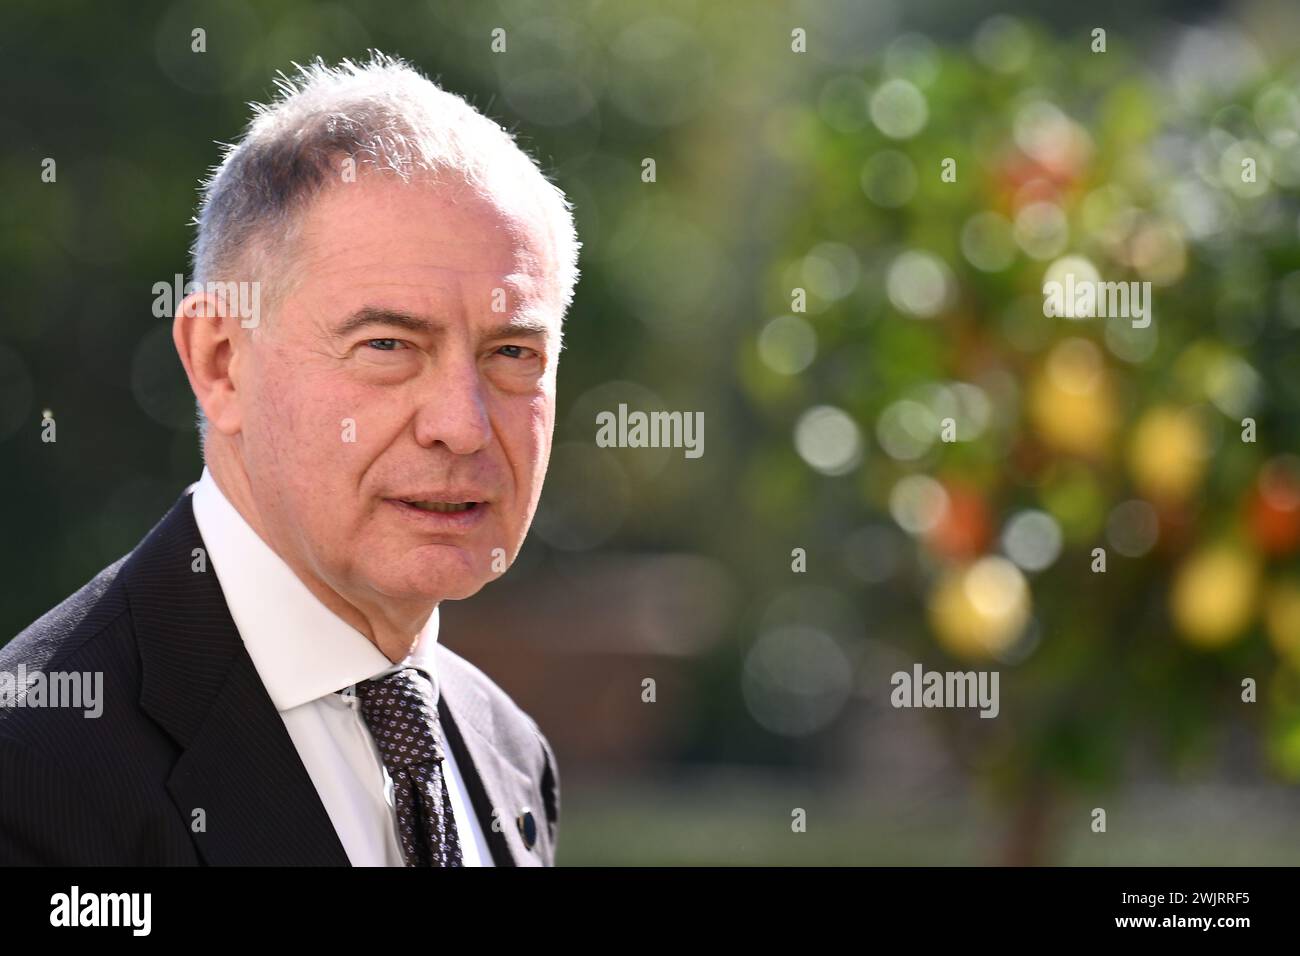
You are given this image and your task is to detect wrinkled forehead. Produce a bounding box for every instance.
[322,170,556,294]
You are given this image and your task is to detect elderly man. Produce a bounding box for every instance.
[0,53,578,866]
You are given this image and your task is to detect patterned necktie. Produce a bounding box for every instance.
[354,668,463,867]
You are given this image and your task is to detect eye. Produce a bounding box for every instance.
[496,344,535,360]
[365,338,405,351]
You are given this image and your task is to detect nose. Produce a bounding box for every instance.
[412,354,493,455]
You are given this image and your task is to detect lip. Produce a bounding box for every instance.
[384,497,490,534]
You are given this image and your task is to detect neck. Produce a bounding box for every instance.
[204,441,434,663]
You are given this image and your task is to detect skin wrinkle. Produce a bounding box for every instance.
[174,171,561,662]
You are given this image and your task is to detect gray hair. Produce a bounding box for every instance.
[189,51,581,444]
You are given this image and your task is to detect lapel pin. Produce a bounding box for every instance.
[516,807,537,850]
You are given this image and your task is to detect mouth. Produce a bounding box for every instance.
[385,496,490,533]
[400,500,480,513]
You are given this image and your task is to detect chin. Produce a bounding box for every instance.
[434,577,490,601]
[374,551,491,602]
[371,573,489,604]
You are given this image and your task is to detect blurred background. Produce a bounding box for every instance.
[5,0,1300,864]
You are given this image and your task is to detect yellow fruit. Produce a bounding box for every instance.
[929,556,1031,659]
[1129,405,1208,503]
[1028,339,1117,458]
[1170,544,1260,648]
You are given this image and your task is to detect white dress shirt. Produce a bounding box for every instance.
[190,467,494,866]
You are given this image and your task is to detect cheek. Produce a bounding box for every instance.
[243,355,303,463]
[532,400,555,476]
[242,366,332,523]
[514,394,555,498]
[248,352,374,479]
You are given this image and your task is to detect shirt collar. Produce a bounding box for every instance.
[190,467,441,712]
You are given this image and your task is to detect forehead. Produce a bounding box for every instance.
[289,172,557,307]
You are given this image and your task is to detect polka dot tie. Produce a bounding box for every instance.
[354,668,463,867]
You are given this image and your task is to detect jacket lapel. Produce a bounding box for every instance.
[125,491,351,865]
[436,658,541,867]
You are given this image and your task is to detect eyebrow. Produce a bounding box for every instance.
[333,307,432,337]
[332,306,552,342]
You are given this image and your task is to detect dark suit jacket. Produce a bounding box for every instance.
[0,489,559,866]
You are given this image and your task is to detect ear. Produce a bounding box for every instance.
[172,290,243,435]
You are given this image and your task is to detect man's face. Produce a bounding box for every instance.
[232,174,561,606]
